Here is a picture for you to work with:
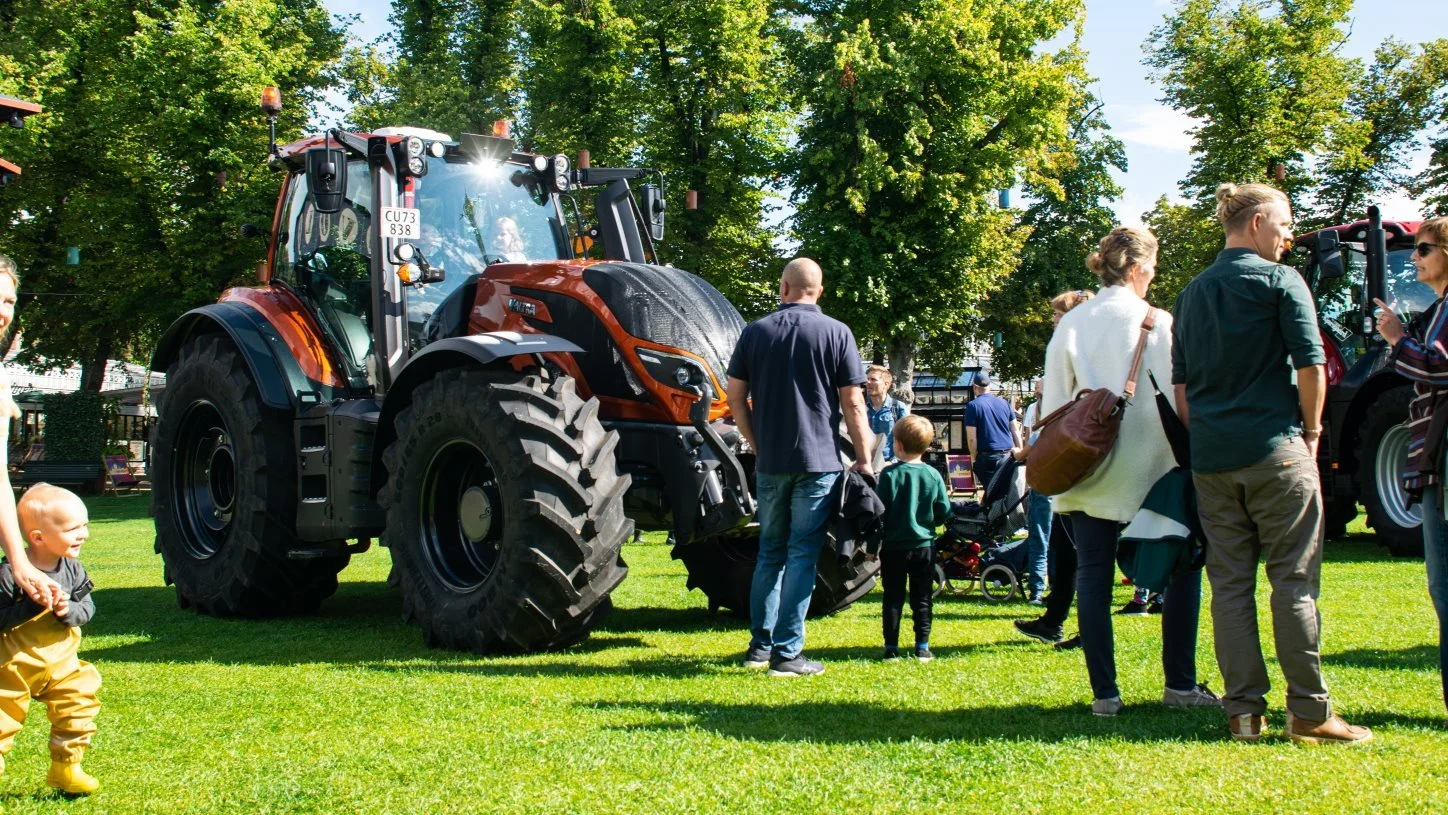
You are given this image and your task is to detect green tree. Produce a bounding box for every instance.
[792,0,1087,395]
[633,0,794,313]
[1144,0,1356,210]
[348,0,522,133]
[979,94,1125,382]
[1317,39,1448,224]
[1140,196,1221,310]
[0,0,343,389]
[1406,41,1448,216]
[516,0,644,163]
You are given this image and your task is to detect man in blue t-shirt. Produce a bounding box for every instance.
[726,257,873,677]
[962,372,1019,494]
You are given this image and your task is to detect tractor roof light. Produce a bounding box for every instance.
[531,154,549,173]
[260,86,282,115]
[493,119,511,138]
[550,154,571,193]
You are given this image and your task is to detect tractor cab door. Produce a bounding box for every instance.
[277,160,376,389]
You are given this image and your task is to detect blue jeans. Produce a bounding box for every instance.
[1023,489,1052,598]
[1421,489,1448,710]
[749,471,839,659]
[1067,512,1202,700]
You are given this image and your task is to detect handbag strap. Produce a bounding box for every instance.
[1122,310,1157,399]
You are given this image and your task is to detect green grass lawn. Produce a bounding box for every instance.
[2,496,1444,814]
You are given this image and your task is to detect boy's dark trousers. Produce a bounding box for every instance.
[881,547,935,647]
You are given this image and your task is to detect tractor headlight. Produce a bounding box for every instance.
[637,349,707,392]
[406,136,424,158]
[408,155,426,176]
[531,154,549,173]
[550,154,571,192]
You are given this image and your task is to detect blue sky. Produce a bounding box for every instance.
[320,0,1448,224]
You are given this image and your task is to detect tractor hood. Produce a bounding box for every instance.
[580,262,745,395]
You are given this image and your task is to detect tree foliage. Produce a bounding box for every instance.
[1145,0,1356,211]
[979,93,1124,382]
[0,0,343,388]
[1317,39,1448,224]
[791,0,1087,395]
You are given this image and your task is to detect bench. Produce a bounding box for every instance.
[11,462,105,492]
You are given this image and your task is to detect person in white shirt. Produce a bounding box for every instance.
[1041,226,1219,717]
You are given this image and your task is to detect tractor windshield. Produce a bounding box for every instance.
[1315,243,1434,367]
[407,158,571,335]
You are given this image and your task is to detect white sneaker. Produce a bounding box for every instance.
[1162,683,1223,708]
[1092,696,1124,717]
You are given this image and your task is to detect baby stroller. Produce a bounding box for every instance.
[932,456,1031,601]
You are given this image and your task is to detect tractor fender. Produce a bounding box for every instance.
[370,332,585,494]
[151,302,316,412]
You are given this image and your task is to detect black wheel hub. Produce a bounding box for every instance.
[419,440,504,592]
[173,401,237,559]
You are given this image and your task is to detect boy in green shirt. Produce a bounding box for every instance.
[871,414,952,661]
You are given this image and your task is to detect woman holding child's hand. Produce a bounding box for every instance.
[0,256,64,608]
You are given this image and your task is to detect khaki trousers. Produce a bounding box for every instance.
[0,614,101,763]
[1194,436,1332,720]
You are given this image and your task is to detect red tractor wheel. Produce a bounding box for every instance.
[672,528,879,618]
[152,335,348,615]
[381,369,630,652]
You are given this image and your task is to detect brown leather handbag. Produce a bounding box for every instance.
[1026,310,1157,496]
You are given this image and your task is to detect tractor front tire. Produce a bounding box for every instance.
[673,529,879,618]
[1358,387,1424,557]
[381,370,631,652]
[151,335,348,616]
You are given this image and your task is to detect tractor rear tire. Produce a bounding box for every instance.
[1357,387,1424,557]
[151,334,348,616]
[673,529,879,618]
[381,370,631,652]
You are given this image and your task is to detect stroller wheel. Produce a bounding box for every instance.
[931,564,947,599]
[980,563,1018,603]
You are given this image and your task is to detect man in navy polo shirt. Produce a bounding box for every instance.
[726,257,873,677]
[964,372,1020,493]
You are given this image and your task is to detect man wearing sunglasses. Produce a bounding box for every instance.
[1373,217,1448,723]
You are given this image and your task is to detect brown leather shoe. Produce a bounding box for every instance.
[1286,712,1373,745]
[1228,713,1265,741]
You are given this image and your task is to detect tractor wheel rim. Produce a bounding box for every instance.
[174,401,234,559]
[1375,424,1422,530]
[420,439,504,593]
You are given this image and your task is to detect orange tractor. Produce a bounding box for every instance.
[148,92,877,651]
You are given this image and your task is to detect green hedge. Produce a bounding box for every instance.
[41,391,110,462]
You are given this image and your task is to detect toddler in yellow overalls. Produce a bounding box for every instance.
[0,483,100,794]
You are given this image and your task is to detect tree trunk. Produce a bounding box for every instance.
[886,335,917,406]
[78,336,113,393]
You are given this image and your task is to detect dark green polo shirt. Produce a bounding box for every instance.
[876,461,951,549]
[1171,248,1325,473]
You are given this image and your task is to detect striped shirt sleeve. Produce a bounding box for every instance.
[1390,300,1448,385]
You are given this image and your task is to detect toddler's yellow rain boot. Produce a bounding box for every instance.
[45,761,98,795]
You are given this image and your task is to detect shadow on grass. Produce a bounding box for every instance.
[83,583,668,668]
[593,698,1227,744]
[1322,539,1406,563]
[1325,643,1439,672]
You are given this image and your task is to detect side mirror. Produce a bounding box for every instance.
[639,183,665,242]
[1316,229,1344,281]
[306,147,347,214]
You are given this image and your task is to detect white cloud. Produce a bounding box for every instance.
[1107,104,1197,153]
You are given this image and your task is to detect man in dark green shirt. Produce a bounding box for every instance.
[1172,182,1370,746]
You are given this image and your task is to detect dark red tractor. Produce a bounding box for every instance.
[148,94,876,651]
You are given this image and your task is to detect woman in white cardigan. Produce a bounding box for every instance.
[1041,227,1219,716]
